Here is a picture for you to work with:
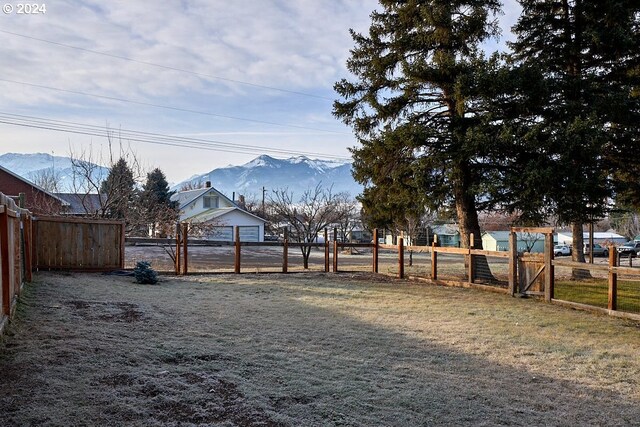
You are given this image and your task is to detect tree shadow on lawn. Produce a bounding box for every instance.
[0,272,638,426]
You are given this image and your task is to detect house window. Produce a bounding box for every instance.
[203,195,219,209]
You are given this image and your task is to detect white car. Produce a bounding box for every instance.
[554,245,571,256]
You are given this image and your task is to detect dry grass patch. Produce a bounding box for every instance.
[0,271,638,426]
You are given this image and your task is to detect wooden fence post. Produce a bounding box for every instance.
[282,228,288,273]
[468,233,474,285]
[608,246,617,311]
[1,207,10,316]
[398,236,404,279]
[372,228,379,273]
[175,222,181,275]
[324,228,329,272]
[544,232,554,302]
[333,228,338,273]
[119,221,125,270]
[431,235,438,281]
[234,226,241,274]
[508,231,517,296]
[22,213,32,283]
[182,223,189,275]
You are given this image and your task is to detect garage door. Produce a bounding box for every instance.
[239,226,260,242]
[209,226,233,241]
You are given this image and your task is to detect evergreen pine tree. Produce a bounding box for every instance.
[100,158,136,220]
[141,168,178,236]
[334,0,503,276]
[508,0,640,268]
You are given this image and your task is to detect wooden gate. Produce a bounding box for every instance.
[508,227,555,301]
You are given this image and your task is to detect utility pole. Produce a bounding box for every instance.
[262,186,267,217]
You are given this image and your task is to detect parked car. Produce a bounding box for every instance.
[553,245,571,256]
[584,243,609,257]
[617,241,640,257]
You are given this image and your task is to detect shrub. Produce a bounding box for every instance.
[134,261,159,284]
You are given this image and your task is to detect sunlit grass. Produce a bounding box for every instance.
[555,279,640,313]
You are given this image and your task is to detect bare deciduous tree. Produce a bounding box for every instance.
[69,132,143,222]
[30,168,62,193]
[334,193,360,244]
[269,184,339,269]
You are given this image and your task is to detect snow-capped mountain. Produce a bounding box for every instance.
[174,155,362,199]
[0,152,108,192]
[0,153,363,198]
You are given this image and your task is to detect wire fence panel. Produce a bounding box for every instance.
[552,262,609,309]
[474,255,509,289]
[615,271,640,315]
[401,250,431,278]
[435,253,467,282]
[233,246,284,273]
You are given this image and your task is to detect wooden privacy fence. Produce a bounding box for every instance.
[33,216,125,271]
[0,193,33,335]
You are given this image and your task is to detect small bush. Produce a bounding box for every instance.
[134,261,158,284]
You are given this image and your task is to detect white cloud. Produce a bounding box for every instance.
[0,0,521,182]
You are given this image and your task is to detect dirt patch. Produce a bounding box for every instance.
[0,271,639,425]
[66,300,144,323]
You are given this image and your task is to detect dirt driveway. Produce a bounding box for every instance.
[1,271,639,426]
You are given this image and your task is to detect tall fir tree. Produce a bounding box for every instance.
[508,0,640,266]
[334,0,502,259]
[100,157,136,220]
[141,168,178,236]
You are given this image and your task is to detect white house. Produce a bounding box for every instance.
[171,183,266,242]
[556,231,627,247]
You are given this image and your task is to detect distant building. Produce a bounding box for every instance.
[556,231,626,247]
[0,165,68,215]
[171,181,266,242]
[482,231,547,253]
[432,224,461,247]
[55,193,106,217]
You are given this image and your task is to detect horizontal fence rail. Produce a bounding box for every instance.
[552,248,640,319]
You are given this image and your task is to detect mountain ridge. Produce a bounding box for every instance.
[0,153,362,198]
[173,155,362,199]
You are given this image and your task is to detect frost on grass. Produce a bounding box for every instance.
[0,271,638,426]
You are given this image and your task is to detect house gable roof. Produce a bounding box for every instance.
[55,193,105,215]
[432,224,459,236]
[482,231,546,241]
[0,164,69,206]
[171,184,265,223]
[170,186,236,210]
[189,206,267,223]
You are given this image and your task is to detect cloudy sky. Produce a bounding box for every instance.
[0,0,520,184]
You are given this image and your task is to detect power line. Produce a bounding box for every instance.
[0,112,352,161]
[0,78,348,135]
[0,29,334,101]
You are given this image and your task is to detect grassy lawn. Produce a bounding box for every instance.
[555,279,640,313]
[0,271,639,426]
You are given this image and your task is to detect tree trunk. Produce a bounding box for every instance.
[571,222,591,279]
[301,246,311,269]
[454,170,495,281]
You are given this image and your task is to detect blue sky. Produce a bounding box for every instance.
[0,0,520,184]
